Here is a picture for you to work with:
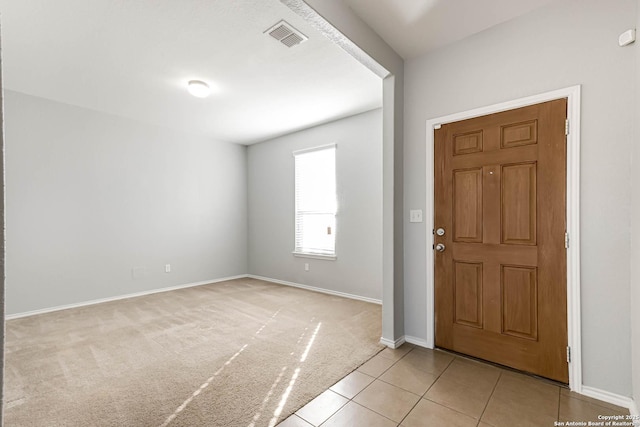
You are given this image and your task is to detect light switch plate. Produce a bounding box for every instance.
[410,209,423,223]
[619,29,636,46]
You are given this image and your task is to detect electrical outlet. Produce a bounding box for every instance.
[165,264,171,273]
[304,263,309,272]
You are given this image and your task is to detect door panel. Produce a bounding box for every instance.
[454,261,483,328]
[453,168,483,242]
[501,162,537,245]
[434,99,568,383]
[501,120,538,148]
[453,131,483,155]
[501,265,538,340]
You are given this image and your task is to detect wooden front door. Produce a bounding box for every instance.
[434,99,568,383]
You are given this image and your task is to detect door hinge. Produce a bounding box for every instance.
[564,232,569,249]
[567,346,571,363]
[565,119,570,136]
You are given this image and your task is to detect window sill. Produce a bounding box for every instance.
[292,252,337,261]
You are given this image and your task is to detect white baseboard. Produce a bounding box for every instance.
[403,335,432,349]
[380,336,405,349]
[581,386,636,413]
[7,274,381,320]
[629,399,639,424]
[247,274,382,305]
[5,274,250,320]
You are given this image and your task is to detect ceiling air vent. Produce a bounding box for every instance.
[265,20,308,48]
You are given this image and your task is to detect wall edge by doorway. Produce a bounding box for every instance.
[423,85,582,391]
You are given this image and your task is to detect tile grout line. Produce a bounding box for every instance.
[316,346,627,427]
[331,348,416,426]
[422,354,456,398]
[278,313,385,426]
[396,351,457,426]
[366,347,420,425]
[296,390,350,426]
[375,348,447,396]
[353,400,400,425]
[420,356,490,421]
[370,347,419,426]
[476,369,502,426]
[302,346,388,425]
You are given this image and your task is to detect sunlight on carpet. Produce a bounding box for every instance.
[4,278,383,426]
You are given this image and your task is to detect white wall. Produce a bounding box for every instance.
[631,0,640,411]
[284,0,405,341]
[5,90,248,315]
[403,0,636,396]
[247,109,382,301]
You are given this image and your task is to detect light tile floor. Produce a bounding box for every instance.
[278,344,630,427]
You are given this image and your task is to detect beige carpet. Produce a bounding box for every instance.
[4,278,383,426]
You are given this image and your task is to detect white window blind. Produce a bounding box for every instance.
[294,144,336,257]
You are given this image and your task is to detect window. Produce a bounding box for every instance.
[293,144,337,258]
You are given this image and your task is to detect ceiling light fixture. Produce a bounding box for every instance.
[187,80,211,98]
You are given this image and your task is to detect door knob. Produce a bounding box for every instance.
[435,243,446,252]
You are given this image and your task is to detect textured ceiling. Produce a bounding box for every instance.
[0,0,382,144]
[344,0,561,59]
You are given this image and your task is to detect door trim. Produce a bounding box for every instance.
[425,85,581,391]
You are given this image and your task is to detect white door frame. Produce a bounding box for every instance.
[424,85,582,391]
